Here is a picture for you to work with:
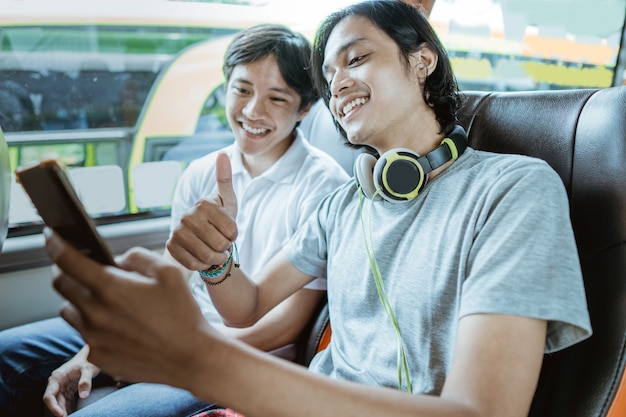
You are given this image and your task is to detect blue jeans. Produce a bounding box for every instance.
[0,317,212,416]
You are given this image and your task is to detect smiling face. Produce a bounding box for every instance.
[322,15,436,153]
[225,54,308,175]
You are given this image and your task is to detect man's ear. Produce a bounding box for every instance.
[297,102,313,122]
[412,43,438,76]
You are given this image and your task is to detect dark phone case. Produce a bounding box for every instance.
[15,159,115,265]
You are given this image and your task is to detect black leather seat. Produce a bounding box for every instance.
[298,86,626,417]
[458,87,626,417]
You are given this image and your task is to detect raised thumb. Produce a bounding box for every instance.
[215,152,238,219]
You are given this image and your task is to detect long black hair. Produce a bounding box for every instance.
[312,0,462,141]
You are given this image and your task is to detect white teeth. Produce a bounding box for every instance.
[242,123,269,135]
[342,97,368,116]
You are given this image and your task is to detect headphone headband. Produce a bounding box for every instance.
[416,124,468,173]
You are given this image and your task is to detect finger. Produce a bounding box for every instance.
[166,221,231,269]
[116,247,186,280]
[43,379,65,417]
[185,200,234,251]
[45,401,66,417]
[215,152,238,220]
[77,370,93,399]
[58,301,87,335]
[55,393,72,417]
[165,241,220,271]
[45,228,107,291]
[52,271,92,323]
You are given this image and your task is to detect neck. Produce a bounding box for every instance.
[242,130,296,178]
[374,115,443,156]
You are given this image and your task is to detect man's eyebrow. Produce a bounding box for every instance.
[268,86,295,95]
[231,77,252,86]
[231,77,294,96]
[323,37,367,76]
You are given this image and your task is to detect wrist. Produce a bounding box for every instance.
[198,243,239,286]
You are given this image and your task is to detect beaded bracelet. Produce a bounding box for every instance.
[198,243,239,286]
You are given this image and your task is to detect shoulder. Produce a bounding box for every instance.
[317,179,357,211]
[467,148,553,171]
[456,150,572,225]
[440,149,570,219]
[464,148,563,190]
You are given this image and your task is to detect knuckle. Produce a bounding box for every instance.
[225,223,238,241]
[49,369,63,380]
[165,239,176,254]
[160,263,183,278]
[124,247,145,264]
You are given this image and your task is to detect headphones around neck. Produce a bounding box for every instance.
[354,125,468,202]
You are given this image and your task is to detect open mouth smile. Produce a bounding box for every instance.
[342,97,369,117]
[242,122,270,135]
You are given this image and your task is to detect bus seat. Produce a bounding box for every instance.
[299,99,363,174]
[0,127,9,252]
[462,86,626,417]
[297,86,626,417]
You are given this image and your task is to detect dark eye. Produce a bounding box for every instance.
[349,55,365,66]
[233,86,249,95]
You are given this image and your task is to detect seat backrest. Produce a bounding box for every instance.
[459,87,626,417]
[298,86,626,417]
[0,127,10,252]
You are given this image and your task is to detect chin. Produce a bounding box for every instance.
[346,132,365,146]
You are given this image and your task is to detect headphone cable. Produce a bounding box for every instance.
[358,184,413,393]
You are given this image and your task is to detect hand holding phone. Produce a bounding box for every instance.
[16,159,116,265]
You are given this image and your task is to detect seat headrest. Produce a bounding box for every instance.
[459,87,626,256]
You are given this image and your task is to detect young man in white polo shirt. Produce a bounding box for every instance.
[0,24,348,417]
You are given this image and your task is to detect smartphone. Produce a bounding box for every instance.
[15,159,116,265]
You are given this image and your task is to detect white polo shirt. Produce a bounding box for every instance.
[170,129,350,328]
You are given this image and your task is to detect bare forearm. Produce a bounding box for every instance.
[206,267,262,327]
[208,251,315,328]
[185,332,477,417]
[222,289,324,351]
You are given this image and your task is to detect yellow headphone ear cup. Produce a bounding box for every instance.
[374,148,425,202]
[354,153,379,200]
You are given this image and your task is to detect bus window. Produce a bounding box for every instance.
[146,83,233,166]
[3,0,625,231]
[429,0,626,91]
[0,24,239,132]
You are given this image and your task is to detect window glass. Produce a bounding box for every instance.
[1,5,244,229]
[3,0,625,233]
[430,0,626,90]
[0,25,238,133]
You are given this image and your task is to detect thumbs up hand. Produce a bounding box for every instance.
[215,152,238,220]
[166,152,239,271]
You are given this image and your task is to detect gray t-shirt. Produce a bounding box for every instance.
[285,147,591,395]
